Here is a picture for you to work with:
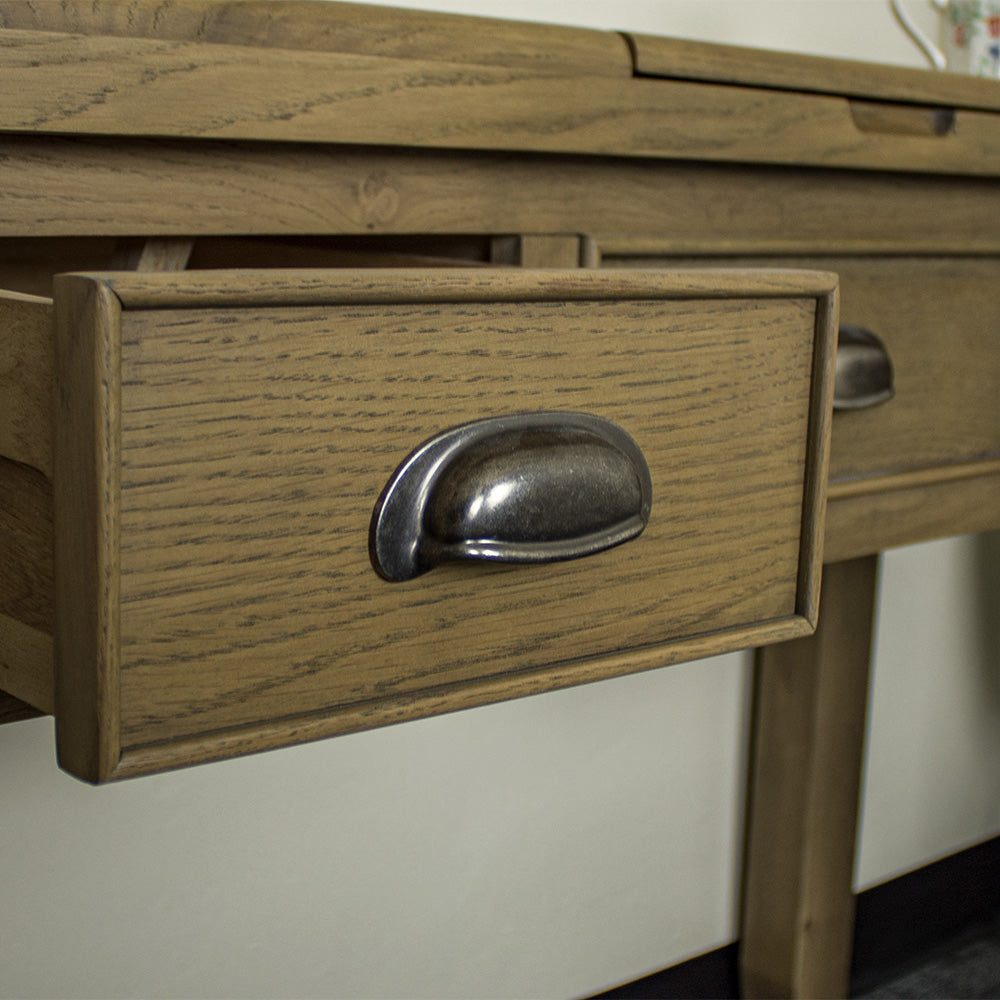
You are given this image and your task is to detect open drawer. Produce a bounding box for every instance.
[0,268,837,781]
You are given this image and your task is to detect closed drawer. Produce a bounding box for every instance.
[601,249,1000,556]
[824,257,1000,555]
[6,268,836,781]
[768,256,1000,556]
[822,257,1000,480]
[606,254,1000,478]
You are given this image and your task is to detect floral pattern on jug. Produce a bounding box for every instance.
[948,2,1000,72]
[891,0,1000,74]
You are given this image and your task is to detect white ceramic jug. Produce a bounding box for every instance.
[891,0,1000,74]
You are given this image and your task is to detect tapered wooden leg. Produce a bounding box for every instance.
[740,555,879,999]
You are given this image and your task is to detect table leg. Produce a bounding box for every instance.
[740,555,879,999]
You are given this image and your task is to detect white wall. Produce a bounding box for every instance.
[857,532,1000,888]
[3,3,999,998]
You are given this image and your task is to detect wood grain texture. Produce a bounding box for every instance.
[0,0,632,75]
[0,239,192,723]
[825,468,1000,561]
[52,276,123,782]
[94,266,839,308]
[108,615,814,778]
[490,235,588,269]
[520,235,580,268]
[0,417,55,719]
[824,257,1000,483]
[9,137,1000,253]
[741,556,879,1000]
[797,282,838,627]
[0,456,53,633]
[4,28,1000,175]
[51,268,835,780]
[0,614,54,713]
[0,289,53,477]
[628,32,1000,112]
[116,296,809,745]
[603,252,1000,486]
[3,0,998,118]
[0,294,56,714]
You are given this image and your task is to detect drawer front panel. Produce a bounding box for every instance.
[823,257,1000,482]
[53,269,836,779]
[604,252,1000,482]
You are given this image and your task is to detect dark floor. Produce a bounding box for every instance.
[854,914,1000,999]
[593,837,1000,1000]
[593,918,1000,999]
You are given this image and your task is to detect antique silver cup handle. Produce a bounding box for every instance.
[834,324,896,410]
[369,411,653,582]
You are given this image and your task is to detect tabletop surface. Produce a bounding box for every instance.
[4,0,1000,176]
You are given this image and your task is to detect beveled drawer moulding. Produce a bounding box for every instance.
[6,267,839,782]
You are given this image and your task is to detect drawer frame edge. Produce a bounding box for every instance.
[50,267,839,782]
[113,614,817,779]
[53,275,124,783]
[798,282,839,626]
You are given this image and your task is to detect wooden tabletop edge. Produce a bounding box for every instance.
[57,267,841,309]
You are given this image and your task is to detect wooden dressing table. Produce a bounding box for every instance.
[2,3,999,996]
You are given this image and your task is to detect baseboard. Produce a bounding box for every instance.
[590,834,1000,1000]
[589,943,740,1000]
[849,835,1000,995]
